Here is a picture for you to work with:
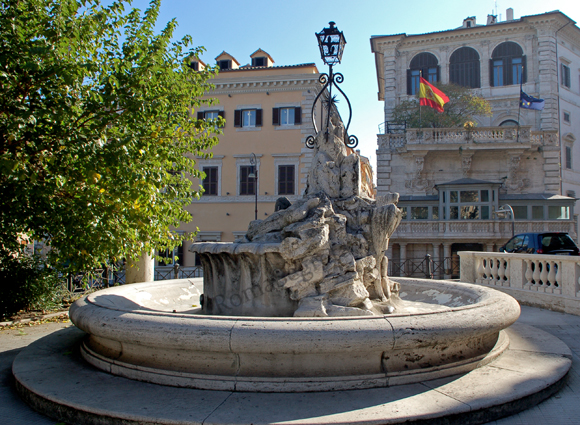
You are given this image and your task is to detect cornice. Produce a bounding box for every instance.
[398,25,532,49]
[212,78,322,95]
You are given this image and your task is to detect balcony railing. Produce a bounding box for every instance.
[378,127,558,150]
[391,220,576,241]
[459,251,580,315]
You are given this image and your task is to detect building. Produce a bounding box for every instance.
[370,9,579,277]
[164,49,373,267]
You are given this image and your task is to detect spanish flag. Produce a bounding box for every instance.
[419,77,449,113]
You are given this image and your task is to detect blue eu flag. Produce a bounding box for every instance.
[520,91,545,111]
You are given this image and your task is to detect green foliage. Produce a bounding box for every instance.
[391,83,492,128]
[0,250,65,320]
[0,0,221,272]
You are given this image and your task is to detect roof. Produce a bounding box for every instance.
[399,195,439,202]
[435,178,500,186]
[215,51,240,66]
[250,48,274,63]
[499,193,575,201]
[370,11,574,42]
[219,63,317,73]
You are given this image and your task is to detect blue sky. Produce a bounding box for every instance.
[122,0,580,164]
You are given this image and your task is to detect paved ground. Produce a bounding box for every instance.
[1,306,580,425]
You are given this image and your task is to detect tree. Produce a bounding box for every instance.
[391,83,492,129]
[0,0,221,272]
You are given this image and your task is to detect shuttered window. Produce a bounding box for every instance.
[272,107,302,125]
[490,42,526,87]
[240,166,256,195]
[278,165,295,195]
[234,109,262,127]
[407,53,439,95]
[202,166,218,196]
[449,47,480,88]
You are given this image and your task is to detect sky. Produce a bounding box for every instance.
[121,0,580,166]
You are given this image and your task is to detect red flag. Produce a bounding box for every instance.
[419,77,449,112]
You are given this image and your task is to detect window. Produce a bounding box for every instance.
[278,165,295,195]
[490,42,526,87]
[234,109,262,128]
[532,206,544,219]
[202,166,218,196]
[197,110,224,121]
[566,146,572,169]
[561,63,571,88]
[512,206,528,219]
[411,207,428,219]
[239,165,256,195]
[273,107,302,126]
[188,61,199,71]
[564,112,571,123]
[549,206,570,219]
[445,189,493,220]
[217,60,231,70]
[407,53,439,95]
[449,47,480,88]
[252,57,266,67]
[158,243,184,266]
[432,207,439,220]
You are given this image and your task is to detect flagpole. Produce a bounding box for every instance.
[517,65,523,143]
[419,71,422,128]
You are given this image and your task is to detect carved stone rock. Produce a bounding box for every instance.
[191,112,402,317]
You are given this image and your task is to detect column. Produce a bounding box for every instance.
[126,251,154,284]
[443,243,452,280]
[400,243,407,277]
[432,243,441,279]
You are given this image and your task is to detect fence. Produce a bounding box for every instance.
[65,264,203,292]
[459,251,580,315]
[388,255,460,278]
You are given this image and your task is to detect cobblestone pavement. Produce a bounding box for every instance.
[1,306,580,425]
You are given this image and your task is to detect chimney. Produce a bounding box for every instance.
[463,17,476,28]
[487,14,497,25]
[506,8,514,21]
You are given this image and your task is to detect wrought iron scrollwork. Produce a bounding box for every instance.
[346,135,358,149]
[306,66,357,150]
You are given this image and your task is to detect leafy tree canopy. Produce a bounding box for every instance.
[391,83,492,129]
[0,0,221,271]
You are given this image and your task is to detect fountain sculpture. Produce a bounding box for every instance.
[192,113,402,318]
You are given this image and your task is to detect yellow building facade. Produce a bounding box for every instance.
[175,51,325,266]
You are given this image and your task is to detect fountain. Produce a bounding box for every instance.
[11,22,571,425]
[65,109,524,393]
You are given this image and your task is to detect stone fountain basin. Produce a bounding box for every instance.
[69,277,520,392]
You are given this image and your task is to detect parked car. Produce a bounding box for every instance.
[499,232,580,256]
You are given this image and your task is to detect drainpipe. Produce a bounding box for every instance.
[555,19,572,196]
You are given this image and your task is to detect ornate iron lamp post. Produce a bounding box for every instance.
[306,22,358,149]
[248,153,258,220]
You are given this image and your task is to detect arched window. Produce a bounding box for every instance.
[499,119,519,127]
[490,42,526,87]
[407,53,439,95]
[449,47,480,88]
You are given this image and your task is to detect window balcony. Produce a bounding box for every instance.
[378,126,559,151]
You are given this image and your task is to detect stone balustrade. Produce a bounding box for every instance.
[460,251,580,315]
[378,127,558,150]
[392,220,575,241]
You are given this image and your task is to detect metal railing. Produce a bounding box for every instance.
[65,264,203,292]
[387,255,460,279]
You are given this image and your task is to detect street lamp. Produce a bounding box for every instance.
[305,22,357,149]
[248,153,258,220]
[496,204,515,238]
